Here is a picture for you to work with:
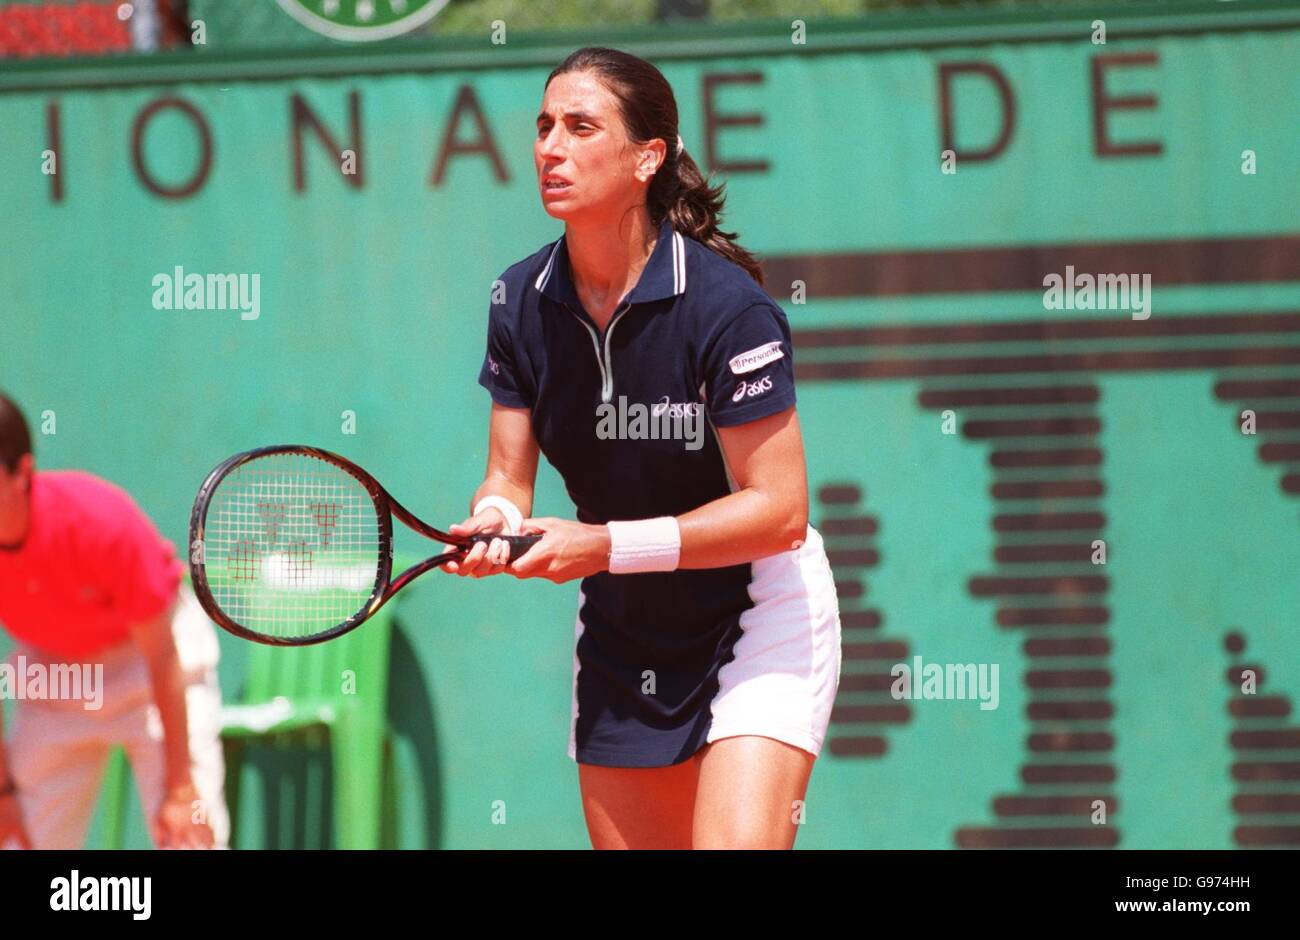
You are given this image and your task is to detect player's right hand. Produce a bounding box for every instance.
[0,791,33,850]
[441,509,513,578]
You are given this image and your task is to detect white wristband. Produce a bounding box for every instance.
[473,496,523,535]
[606,517,681,574]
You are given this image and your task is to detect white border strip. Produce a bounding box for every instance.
[534,239,563,292]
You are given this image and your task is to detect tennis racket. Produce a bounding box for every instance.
[188,444,540,646]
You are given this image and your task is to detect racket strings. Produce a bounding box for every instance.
[202,453,382,640]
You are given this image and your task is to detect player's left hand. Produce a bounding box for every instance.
[152,784,215,849]
[507,517,610,583]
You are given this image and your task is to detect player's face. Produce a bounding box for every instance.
[535,70,660,223]
[0,455,32,546]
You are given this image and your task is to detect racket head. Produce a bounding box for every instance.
[188,445,393,646]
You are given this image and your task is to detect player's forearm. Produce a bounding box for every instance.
[145,653,196,793]
[673,484,808,569]
[509,486,806,584]
[131,608,197,794]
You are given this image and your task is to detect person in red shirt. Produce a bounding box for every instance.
[0,393,228,849]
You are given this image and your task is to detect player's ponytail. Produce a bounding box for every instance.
[663,142,764,287]
[545,47,766,287]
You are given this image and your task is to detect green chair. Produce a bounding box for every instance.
[220,586,401,850]
[96,558,411,849]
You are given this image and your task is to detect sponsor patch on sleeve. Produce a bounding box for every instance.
[728,341,785,375]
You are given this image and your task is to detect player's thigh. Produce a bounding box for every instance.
[692,735,816,850]
[577,752,703,850]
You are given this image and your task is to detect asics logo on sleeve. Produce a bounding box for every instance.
[732,375,774,402]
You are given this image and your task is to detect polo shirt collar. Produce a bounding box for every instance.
[534,217,688,308]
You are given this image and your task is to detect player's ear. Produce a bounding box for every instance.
[637,139,666,181]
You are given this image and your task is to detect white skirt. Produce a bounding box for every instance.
[568,524,843,762]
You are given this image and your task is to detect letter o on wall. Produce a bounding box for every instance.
[131,97,213,199]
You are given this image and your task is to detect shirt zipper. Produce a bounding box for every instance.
[565,300,632,404]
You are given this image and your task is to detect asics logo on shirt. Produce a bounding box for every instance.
[732,375,774,402]
[651,395,703,418]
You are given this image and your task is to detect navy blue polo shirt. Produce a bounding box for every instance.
[477,216,799,767]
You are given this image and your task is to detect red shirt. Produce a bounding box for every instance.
[0,470,183,658]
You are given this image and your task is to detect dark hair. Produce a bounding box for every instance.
[545,46,765,287]
[0,392,32,472]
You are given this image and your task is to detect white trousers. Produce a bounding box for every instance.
[2,584,230,849]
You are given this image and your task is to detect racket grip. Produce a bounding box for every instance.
[466,532,542,561]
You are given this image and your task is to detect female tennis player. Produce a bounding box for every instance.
[444,47,842,850]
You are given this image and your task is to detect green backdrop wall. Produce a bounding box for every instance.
[1,4,1298,847]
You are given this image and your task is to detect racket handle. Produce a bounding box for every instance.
[466,532,542,561]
